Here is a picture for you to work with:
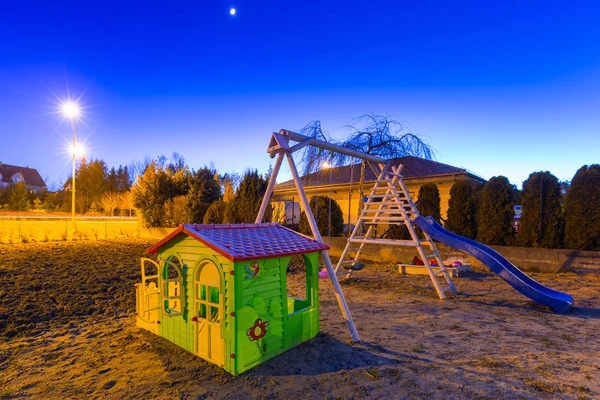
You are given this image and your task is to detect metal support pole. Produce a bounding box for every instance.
[285,152,360,342]
[255,151,285,223]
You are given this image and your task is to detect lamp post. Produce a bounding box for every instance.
[62,102,80,222]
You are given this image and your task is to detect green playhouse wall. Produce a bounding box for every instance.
[232,252,320,375]
[152,234,320,376]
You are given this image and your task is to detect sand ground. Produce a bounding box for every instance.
[1,239,599,399]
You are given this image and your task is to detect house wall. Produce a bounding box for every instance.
[0,218,139,243]
[273,175,475,227]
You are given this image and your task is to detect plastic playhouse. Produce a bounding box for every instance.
[135,223,327,375]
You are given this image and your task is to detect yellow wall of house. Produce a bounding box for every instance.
[273,176,470,226]
[0,219,140,243]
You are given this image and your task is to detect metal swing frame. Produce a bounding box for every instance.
[255,129,457,342]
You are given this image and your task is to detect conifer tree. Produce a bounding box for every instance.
[476,176,517,246]
[132,162,175,227]
[8,182,29,211]
[564,164,600,250]
[446,180,481,239]
[186,167,221,223]
[516,171,564,248]
[224,170,269,223]
[416,183,441,222]
[203,199,227,224]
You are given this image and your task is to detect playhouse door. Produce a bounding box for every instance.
[194,259,225,365]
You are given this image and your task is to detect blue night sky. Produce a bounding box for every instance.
[1,1,599,189]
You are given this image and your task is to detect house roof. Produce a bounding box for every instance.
[0,163,46,187]
[146,223,329,261]
[274,156,484,191]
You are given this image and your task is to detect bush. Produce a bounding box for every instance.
[446,180,481,239]
[476,176,517,246]
[416,183,441,222]
[564,164,600,250]
[516,171,564,248]
[203,200,227,224]
[298,196,344,237]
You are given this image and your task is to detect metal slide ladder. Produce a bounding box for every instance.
[334,163,458,299]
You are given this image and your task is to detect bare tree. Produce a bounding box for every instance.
[129,155,153,182]
[100,191,121,216]
[341,114,435,220]
[120,191,136,216]
[296,120,335,175]
[296,114,435,232]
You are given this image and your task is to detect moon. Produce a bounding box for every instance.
[230,8,236,16]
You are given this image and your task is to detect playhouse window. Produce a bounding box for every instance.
[286,254,312,314]
[162,257,184,316]
[196,284,220,323]
[140,258,161,315]
[142,259,159,291]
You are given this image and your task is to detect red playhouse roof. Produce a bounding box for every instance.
[146,223,329,262]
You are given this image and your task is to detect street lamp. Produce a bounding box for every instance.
[62,101,81,221]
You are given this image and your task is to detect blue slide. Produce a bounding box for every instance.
[413,216,574,313]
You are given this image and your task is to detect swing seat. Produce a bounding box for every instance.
[343,262,365,271]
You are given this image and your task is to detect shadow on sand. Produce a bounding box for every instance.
[452,294,600,320]
[567,306,600,319]
[250,332,403,377]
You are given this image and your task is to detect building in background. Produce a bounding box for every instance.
[272,156,486,230]
[0,162,46,193]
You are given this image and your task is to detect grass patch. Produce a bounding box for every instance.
[576,385,591,393]
[411,343,425,353]
[528,380,560,393]
[0,390,12,399]
[560,334,576,342]
[540,337,556,348]
[479,357,501,368]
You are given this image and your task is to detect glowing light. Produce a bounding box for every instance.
[70,142,86,158]
[321,161,331,169]
[61,101,80,119]
[230,7,236,16]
